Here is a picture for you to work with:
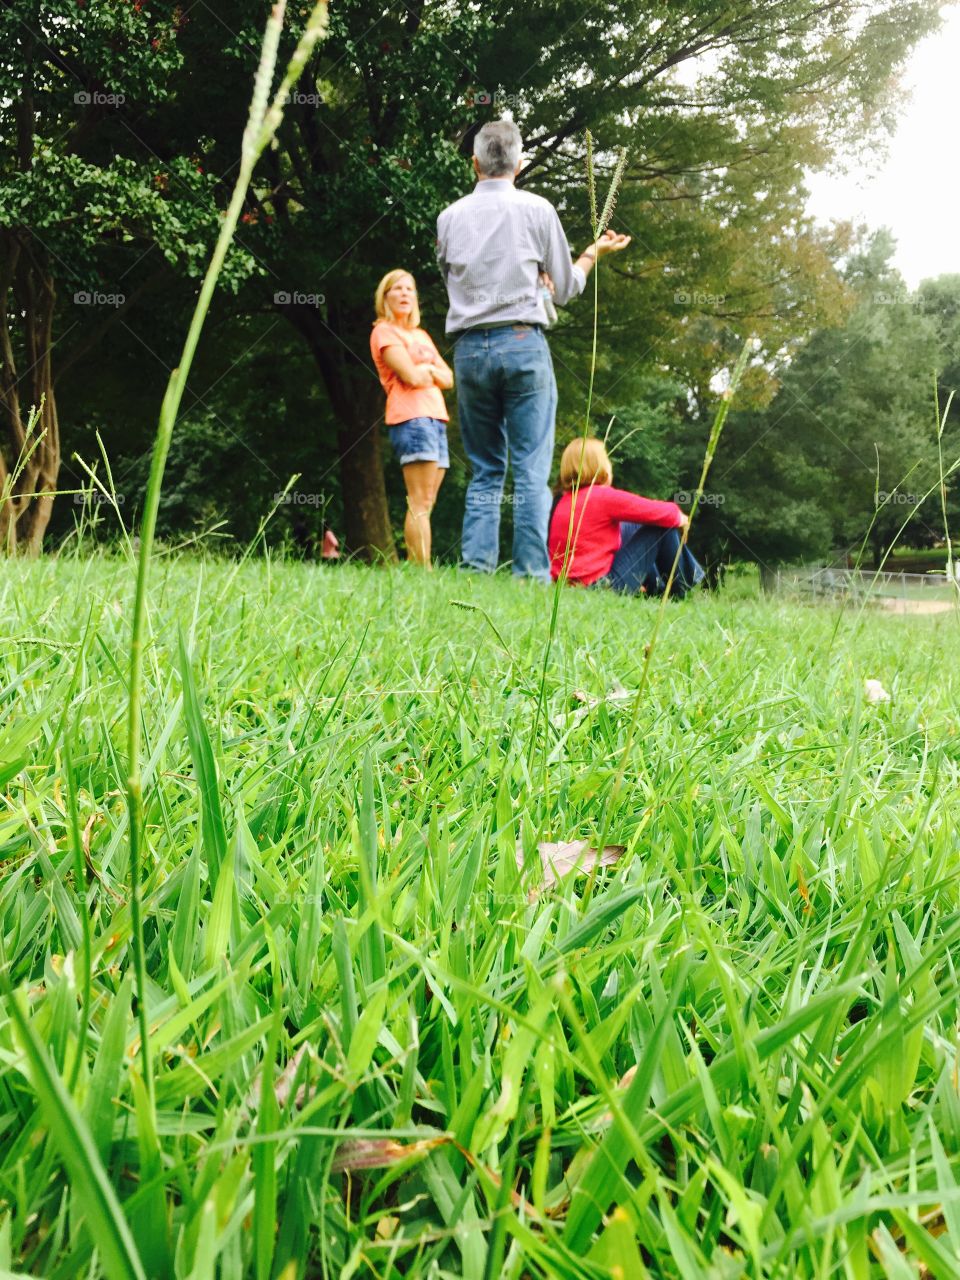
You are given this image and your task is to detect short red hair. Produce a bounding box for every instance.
[559,437,612,491]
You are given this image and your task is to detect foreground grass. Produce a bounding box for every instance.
[2,552,960,1278]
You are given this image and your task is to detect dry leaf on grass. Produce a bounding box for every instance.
[243,1044,316,1118]
[570,681,631,710]
[552,683,633,733]
[516,840,627,893]
[331,1134,448,1173]
[593,1063,639,1127]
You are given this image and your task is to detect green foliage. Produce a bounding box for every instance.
[686,234,960,569]
[0,2,256,292]
[0,0,265,549]
[918,273,960,435]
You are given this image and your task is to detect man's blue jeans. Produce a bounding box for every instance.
[453,324,557,580]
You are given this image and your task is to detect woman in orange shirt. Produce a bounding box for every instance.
[370,270,454,566]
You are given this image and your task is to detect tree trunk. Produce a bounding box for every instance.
[280,299,397,562]
[0,231,60,556]
[335,388,397,560]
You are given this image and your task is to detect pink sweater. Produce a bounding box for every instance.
[548,484,683,584]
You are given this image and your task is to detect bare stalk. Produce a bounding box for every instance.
[935,376,958,600]
[529,138,628,777]
[602,339,753,827]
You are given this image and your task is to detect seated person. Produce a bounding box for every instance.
[547,438,705,596]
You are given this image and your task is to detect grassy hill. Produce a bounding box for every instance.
[2,553,960,1278]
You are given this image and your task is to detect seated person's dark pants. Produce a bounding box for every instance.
[604,522,705,597]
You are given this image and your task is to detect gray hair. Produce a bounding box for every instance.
[473,120,522,178]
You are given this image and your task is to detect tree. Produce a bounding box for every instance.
[918,274,960,428]
[699,233,945,570]
[0,0,254,553]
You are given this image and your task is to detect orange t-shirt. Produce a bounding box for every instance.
[370,322,449,425]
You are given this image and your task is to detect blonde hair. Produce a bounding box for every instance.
[374,269,420,329]
[559,437,613,491]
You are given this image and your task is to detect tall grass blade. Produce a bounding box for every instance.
[5,987,146,1280]
[177,630,228,885]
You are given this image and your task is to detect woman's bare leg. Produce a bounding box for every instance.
[402,461,442,565]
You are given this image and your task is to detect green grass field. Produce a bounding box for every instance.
[3,552,960,1279]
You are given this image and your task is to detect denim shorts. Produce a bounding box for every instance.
[388,417,450,468]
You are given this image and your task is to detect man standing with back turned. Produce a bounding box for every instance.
[436,119,631,580]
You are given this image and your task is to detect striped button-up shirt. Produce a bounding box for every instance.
[436,178,587,336]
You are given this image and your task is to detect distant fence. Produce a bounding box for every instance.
[763,564,960,603]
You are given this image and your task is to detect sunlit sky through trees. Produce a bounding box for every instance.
[805,4,960,287]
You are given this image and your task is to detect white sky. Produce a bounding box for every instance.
[805,4,960,288]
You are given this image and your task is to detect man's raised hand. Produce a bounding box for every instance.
[575,229,631,279]
[593,229,631,256]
